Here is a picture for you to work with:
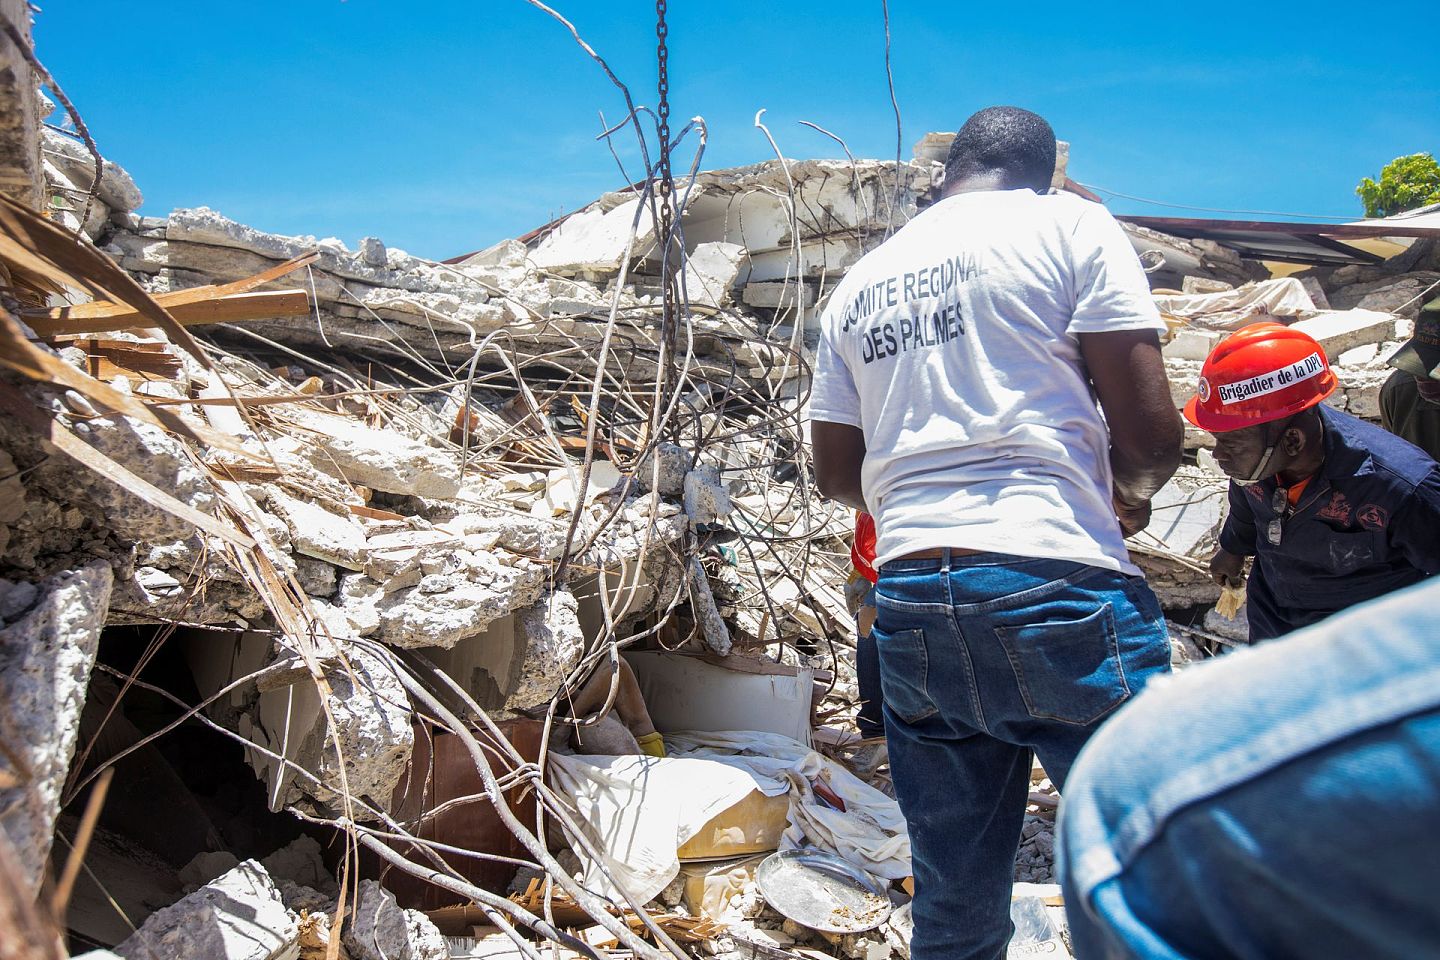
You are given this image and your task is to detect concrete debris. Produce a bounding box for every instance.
[685,241,749,308]
[637,441,690,496]
[507,589,586,710]
[282,407,462,500]
[688,556,733,656]
[1125,223,1267,291]
[1287,308,1398,362]
[371,559,549,649]
[262,835,339,896]
[530,195,660,275]
[0,561,113,896]
[684,465,733,526]
[43,126,143,214]
[1144,469,1228,558]
[742,280,817,311]
[180,851,243,891]
[1204,602,1250,643]
[278,643,414,814]
[344,880,448,960]
[1162,327,1223,362]
[1329,273,1440,318]
[115,859,300,960]
[266,488,368,571]
[64,415,220,544]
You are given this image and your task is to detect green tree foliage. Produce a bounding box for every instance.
[1357,153,1440,218]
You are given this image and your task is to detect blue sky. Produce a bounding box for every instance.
[35,1,1439,262]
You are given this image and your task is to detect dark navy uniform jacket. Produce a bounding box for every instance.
[1219,404,1440,641]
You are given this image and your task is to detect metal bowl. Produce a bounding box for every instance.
[755,849,892,934]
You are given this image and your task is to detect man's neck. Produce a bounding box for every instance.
[942,172,1019,198]
[1276,464,1317,489]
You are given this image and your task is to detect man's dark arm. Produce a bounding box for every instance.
[1218,482,1258,556]
[1079,329,1184,510]
[811,420,868,513]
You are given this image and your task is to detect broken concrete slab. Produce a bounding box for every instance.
[265,488,367,571]
[1162,328,1222,362]
[42,127,143,213]
[285,409,461,500]
[115,859,300,960]
[1287,309,1398,362]
[1329,273,1440,318]
[507,589,585,710]
[1145,470,1228,558]
[63,415,220,545]
[1204,602,1249,644]
[742,281,817,311]
[0,561,113,896]
[297,645,413,814]
[344,880,448,960]
[1338,342,1383,367]
[372,562,549,650]
[164,207,465,296]
[684,241,748,308]
[529,196,658,276]
[238,640,414,817]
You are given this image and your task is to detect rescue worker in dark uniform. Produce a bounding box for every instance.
[1380,296,1440,460]
[1184,322,1440,642]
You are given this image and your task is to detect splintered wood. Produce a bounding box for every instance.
[509,878,721,948]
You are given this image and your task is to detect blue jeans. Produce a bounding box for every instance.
[1058,577,1440,960]
[857,586,885,739]
[874,550,1171,960]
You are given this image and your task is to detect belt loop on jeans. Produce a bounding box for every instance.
[940,547,952,575]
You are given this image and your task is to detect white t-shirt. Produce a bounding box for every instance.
[809,188,1164,574]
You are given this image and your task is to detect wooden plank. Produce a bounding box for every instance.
[348,503,409,522]
[29,289,311,337]
[73,338,184,382]
[23,250,320,323]
[0,193,219,371]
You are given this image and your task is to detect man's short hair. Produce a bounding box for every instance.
[944,107,1057,192]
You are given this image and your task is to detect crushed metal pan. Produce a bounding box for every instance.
[755,848,892,934]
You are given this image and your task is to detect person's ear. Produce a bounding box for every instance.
[1281,426,1306,458]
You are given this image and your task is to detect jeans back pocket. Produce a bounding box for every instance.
[875,626,939,724]
[994,603,1130,727]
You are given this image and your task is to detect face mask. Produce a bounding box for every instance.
[1231,442,1278,487]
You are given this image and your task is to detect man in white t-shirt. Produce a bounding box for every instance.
[810,106,1182,960]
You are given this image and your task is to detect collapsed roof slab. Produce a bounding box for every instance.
[1119,215,1440,267]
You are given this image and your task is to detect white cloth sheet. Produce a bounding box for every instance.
[1154,277,1317,329]
[547,730,911,904]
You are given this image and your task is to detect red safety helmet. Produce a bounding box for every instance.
[1183,322,1337,432]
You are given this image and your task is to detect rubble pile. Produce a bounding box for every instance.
[0,24,1436,953]
[0,113,915,958]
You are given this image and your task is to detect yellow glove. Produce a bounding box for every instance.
[636,731,667,758]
